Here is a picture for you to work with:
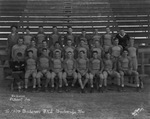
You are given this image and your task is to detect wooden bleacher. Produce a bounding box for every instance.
[0,0,149,90]
[0,0,150,73]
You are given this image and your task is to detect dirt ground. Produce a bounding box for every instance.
[0,71,150,119]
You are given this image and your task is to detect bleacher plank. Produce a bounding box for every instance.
[0,0,150,42]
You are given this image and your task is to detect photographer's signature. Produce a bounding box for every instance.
[131,108,144,116]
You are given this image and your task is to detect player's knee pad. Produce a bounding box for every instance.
[119,71,124,76]
[36,72,42,79]
[32,72,37,78]
[77,73,81,79]
[51,72,56,79]
[132,71,139,76]
[62,72,67,79]
[73,72,77,79]
[85,73,89,79]
[89,73,94,80]
[46,72,51,79]
[25,73,30,79]
[103,71,108,78]
[99,73,104,79]
[58,72,63,78]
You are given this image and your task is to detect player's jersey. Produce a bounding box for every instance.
[50,33,60,45]
[67,34,74,43]
[26,47,38,59]
[92,34,101,43]
[36,32,46,47]
[64,59,75,71]
[23,34,32,46]
[51,58,63,73]
[119,56,131,70]
[38,56,50,70]
[7,33,19,49]
[90,58,101,70]
[12,44,27,61]
[53,59,62,69]
[26,58,36,70]
[111,45,122,57]
[103,59,113,71]
[103,34,112,46]
[127,46,137,58]
[77,58,88,70]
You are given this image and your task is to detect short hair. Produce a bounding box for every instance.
[54,41,60,45]
[80,38,86,42]
[123,48,128,52]
[27,50,33,54]
[82,28,86,31]
[42,48,47,51]
[67,39,72,42]
[106,26,110,29]
[92,51,98,54]
[11,25,18,29]
[67,51,72,54]
[113,38,119,41]
[105,52,110,55]
[130,37,134,41]
[16,52,23,57]
[52,26,57,28]
[39,25,43,28]
[79,50,85,54]
[42,40,47,43]
[18,37,24,41]
[31,38,36,42]
[67,26,72,29]
[55,51,60,54]
[25,27,30,30]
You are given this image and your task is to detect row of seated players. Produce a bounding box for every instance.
[10,37,139,93]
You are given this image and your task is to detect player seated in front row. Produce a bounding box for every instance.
[24,50,37,92]
[51,51,63,93]
[62,51,78,91]
[118,49,140,91]
[36,48,51,92]
[10,52,25,92]
[103,52,121,92]
[89,51,104,93]
[76,50,89,93]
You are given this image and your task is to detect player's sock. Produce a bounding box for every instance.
[51,86,55,93]
[90,85,94,93]
[65,85,69,92]
[44,86,48,92]
[58,86,62,93]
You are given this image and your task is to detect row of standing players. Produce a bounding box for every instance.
[7,25,140,93]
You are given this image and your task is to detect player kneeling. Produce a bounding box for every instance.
[103,52,121,92]
[62,51,78,92]
[10,52,25,92]
[76,50,89,93]
[118,49,140,92]
[36,48,51,92]
[51,51,63,93]
[24,50,37,92]
[89,51,104,93]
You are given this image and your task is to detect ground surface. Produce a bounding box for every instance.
[0,68,150,119]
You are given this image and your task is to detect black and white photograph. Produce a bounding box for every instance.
[0,0,149,119]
